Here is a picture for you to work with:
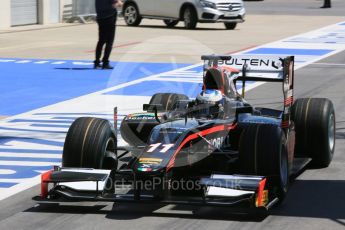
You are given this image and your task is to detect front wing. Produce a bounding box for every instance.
[39,167,279,210]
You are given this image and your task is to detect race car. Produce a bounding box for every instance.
[39,55,335,212]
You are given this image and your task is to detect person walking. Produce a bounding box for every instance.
[321,0,331,8]
[94,0,123,69]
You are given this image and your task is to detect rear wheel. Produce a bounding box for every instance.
[239,124,289,202]
[183,7,197,29]
[62,117,118,169]
[292,98,335,167]
[224,22,237,30]
[163,19,179,28]
[123,3,142,26]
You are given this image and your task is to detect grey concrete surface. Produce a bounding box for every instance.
[0,2,344,63]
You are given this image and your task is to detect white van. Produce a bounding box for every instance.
[122,0,245,29]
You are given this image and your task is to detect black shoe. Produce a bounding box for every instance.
[93,61,102,69]
[320,5,331,8]
[102,63,114,69]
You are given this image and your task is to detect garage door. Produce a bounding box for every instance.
[11,0,38,26]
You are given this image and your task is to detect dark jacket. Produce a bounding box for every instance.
[95,0,117,19]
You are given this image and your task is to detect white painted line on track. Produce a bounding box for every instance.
[15,60,32,64]
[34,61,50,64]
[0,169,16,175]
[0,59,15,63]
[50,61,66,65]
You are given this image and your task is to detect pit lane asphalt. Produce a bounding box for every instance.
[0,49,345,230]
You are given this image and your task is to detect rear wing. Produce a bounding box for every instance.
[201,55,294,81]
[201,55,294,129]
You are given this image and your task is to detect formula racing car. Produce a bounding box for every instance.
[39,55,336,212]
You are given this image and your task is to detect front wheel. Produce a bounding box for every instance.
[239,124,289,203]
[183,7,197,29]
[123,4,142,26]
[62,117,118,169]
[224,22,237,30]
[164,19,179,28]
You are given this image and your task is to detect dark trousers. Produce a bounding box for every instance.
[322,0,331,7]
[95,15,116,64]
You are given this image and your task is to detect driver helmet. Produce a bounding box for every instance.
[196,89,224,118]
[196,89,223,104]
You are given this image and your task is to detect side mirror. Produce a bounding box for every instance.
[143,104,163,112]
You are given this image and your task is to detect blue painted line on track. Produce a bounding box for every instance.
[0,59,190,116]
[104,80,253,98]
[0,157,60,162]
[0,126,66,134]
[104,80,203,97]
[0,137,63,147]
[52,116,119,120]
[35,113,112,116]
[245,48,334,56]
[9,119,72,124]
[0,148,61,154]
[0,182,18,188]
[52,117,86,120]
[0,165,53,179]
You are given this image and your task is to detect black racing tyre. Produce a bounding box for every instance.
[62,117,118,169]
[123,3,142,26]
[149,93,189,112]
[291,98,335,168]
[163,19,179,28]
[239,124,289,202]
[183,6,197,29]
[224,22,237,30]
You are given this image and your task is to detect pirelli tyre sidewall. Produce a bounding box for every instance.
[62,117,117,169]
[239,123,289,203]
[292,98,336,168]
